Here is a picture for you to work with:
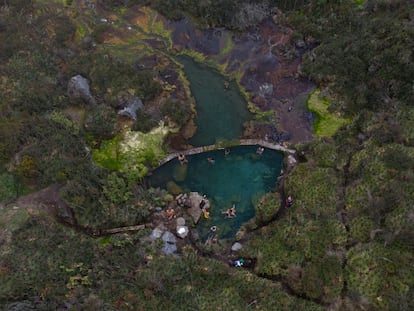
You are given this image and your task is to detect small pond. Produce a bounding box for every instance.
[178,55,252,146]
[148,146,283,239]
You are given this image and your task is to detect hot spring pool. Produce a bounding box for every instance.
[148,146,283,239]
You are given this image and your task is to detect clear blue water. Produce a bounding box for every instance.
[148,146,283,239]
[178,55,252,146]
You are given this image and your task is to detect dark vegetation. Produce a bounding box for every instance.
[98,0,311,30]
[1,0,413,310]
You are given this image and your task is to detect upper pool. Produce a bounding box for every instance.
[148,146,283,238]
[178,55,252,146]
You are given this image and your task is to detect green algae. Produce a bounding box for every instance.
[307,89,350,137]
[92,123,172,180]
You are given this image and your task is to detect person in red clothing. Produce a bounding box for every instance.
[285,195,294,207]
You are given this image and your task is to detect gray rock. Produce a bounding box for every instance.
[150,227,163,240]
[231,242,243,252]
[5,301,36,311]
[117,96,143,120]
[67,75,95,104]
[161,243,177,255]
[176,217,186,226]
[295,39,306,49]
[186,192,209,224]
[287,155,297,167]
[162,231,177,244]
[176,225,189,239]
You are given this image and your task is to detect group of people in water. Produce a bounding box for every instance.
[179,145,265,166]
[222,204,237,218]
[203,202,238,246]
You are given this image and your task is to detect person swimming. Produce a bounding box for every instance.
[222,204,236,218]
[229,204,236,217]
[178,153,188,165]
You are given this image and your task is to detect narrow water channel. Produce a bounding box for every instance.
[178,55,251,146]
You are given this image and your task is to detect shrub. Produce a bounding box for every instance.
[85,105,117,140]
[161,100,192,127]
[132,110,158,133]
[254,192,281,225]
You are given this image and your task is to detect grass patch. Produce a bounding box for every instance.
[307,89,350,137]
[92,136,122,171]
[354,0,366,6]
[0,205,29,233]
[0,173,17,202]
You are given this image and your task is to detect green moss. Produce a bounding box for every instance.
[75,24,87,41]
[307,89,350,137]
[179,49,207,64]
[93,123,172,181]
[92,136,121,171]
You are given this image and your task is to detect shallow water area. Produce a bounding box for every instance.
[178,56,251,146]
[148,146,283,239]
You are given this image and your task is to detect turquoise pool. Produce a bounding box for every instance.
[149,146,283,238]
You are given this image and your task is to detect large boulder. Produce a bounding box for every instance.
[149,227,164,241]
[161,231,177,244]
[161,243,177,255]
[67,75,95,104]
[185,192,210,224]
[117,96,144,120]
[161,231,177,255]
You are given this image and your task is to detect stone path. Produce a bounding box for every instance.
[159,139,296,166]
